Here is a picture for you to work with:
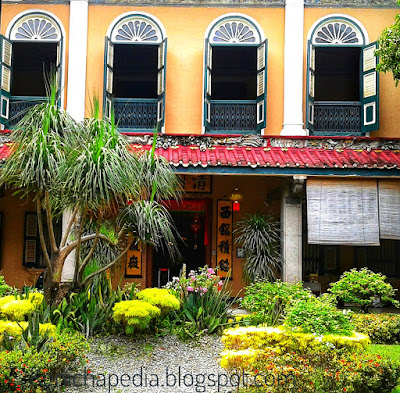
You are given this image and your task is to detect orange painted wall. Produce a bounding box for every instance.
[0,190,40,288]
[86,6,285,135]
[304,8,400,138]
[0,4,70,109]
[112,174,284,295]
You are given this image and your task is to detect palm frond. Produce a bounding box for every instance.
[119,200,180,261]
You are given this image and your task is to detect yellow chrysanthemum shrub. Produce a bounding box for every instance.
[222,326,370,355]
[136,288,181,315]
[112,300,161,335]
[219,325,400,393]
[0,292,44,321]
[0,320,56,339]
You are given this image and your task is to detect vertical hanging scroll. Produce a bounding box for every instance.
[125,240,143,278]
[216,200,233,279]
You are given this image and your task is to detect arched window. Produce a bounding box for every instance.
[306,15,379,135]
[1,11,64,128]
[204,14,267,134]
[105,12,167,132]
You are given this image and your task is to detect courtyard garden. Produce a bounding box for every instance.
[1,267,400,392]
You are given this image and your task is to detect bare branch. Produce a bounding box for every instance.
[60,203,80,248]
[36,197,52,275]
[44,191,58,253]
[73,209,87,285]
[78,219,102,281]
[82,239,133,286]
[62,233,115,259]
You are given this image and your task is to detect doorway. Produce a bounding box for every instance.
[152,200,210,287]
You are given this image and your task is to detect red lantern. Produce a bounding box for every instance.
[232,200,240,211]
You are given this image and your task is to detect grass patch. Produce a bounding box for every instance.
[366,344,400,363]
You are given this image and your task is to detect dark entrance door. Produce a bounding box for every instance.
[152,210,206,287]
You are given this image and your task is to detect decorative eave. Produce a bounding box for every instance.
[126,133,400,176]
[2,131,400,176]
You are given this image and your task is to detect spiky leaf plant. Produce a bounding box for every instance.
[234,212,281,283]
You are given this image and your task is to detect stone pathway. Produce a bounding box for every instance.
[64,334,239,393]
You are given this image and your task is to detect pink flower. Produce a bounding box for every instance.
[203,288,208,293]
[208,268,215,275]
[218,281,223,287]
[187,286,194,292]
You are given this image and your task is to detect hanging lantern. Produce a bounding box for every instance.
[230,188,243,212]
[190,215,201,250]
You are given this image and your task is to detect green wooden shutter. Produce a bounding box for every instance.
[256,39,268,132]
[204,38,212,132]
[103,36,114,121]
[361,41,379,133]
[306,41,315,134]
[23,213,39,266]
[0,35,12,127]
[157,38,167,131]
[56,37,63,106]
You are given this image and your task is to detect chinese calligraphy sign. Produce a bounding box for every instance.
[216,200,233,279]
[125,239,143,278]
[183,175,212,193]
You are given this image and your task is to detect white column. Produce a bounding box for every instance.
[281,0,307,136]
[66,0,88,121]
[61,211,76,282]
[62,0,88,281]
[281,189,302,282]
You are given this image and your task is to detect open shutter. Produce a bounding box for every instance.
[361,41,379,133]
[204,39,212,132]
[256,39,268,132]
[56,37,63,106]
[103,37,114,121]
[156,38,167,131]
[306,41,315,134]
[24,213,38,266]
[0,35,12,127]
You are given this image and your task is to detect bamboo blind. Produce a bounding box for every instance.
[307,178,379,246]
[379,180,400,240]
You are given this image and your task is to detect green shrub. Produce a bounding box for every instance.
[240,280,313,325]
[0,276,12,297]
[284,297,354,336]
[329,268,400,312]
[112,299,161,335]
[352,313,400,344]
[136,288,180,315]
[232,350,400,393]
[0,331,89,393]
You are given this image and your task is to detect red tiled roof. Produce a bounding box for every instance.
[131,145,400,170]
[0,136,399,170]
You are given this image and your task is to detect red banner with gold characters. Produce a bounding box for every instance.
[216,200,233,280]
[125,240,143,278]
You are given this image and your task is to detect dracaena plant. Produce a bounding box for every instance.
[234,211,282,283]
[0,83,182,304]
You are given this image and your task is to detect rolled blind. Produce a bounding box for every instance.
[307,178,379,246]
[379,180,400,240]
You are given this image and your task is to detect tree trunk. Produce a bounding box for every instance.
[43,251,72,305]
